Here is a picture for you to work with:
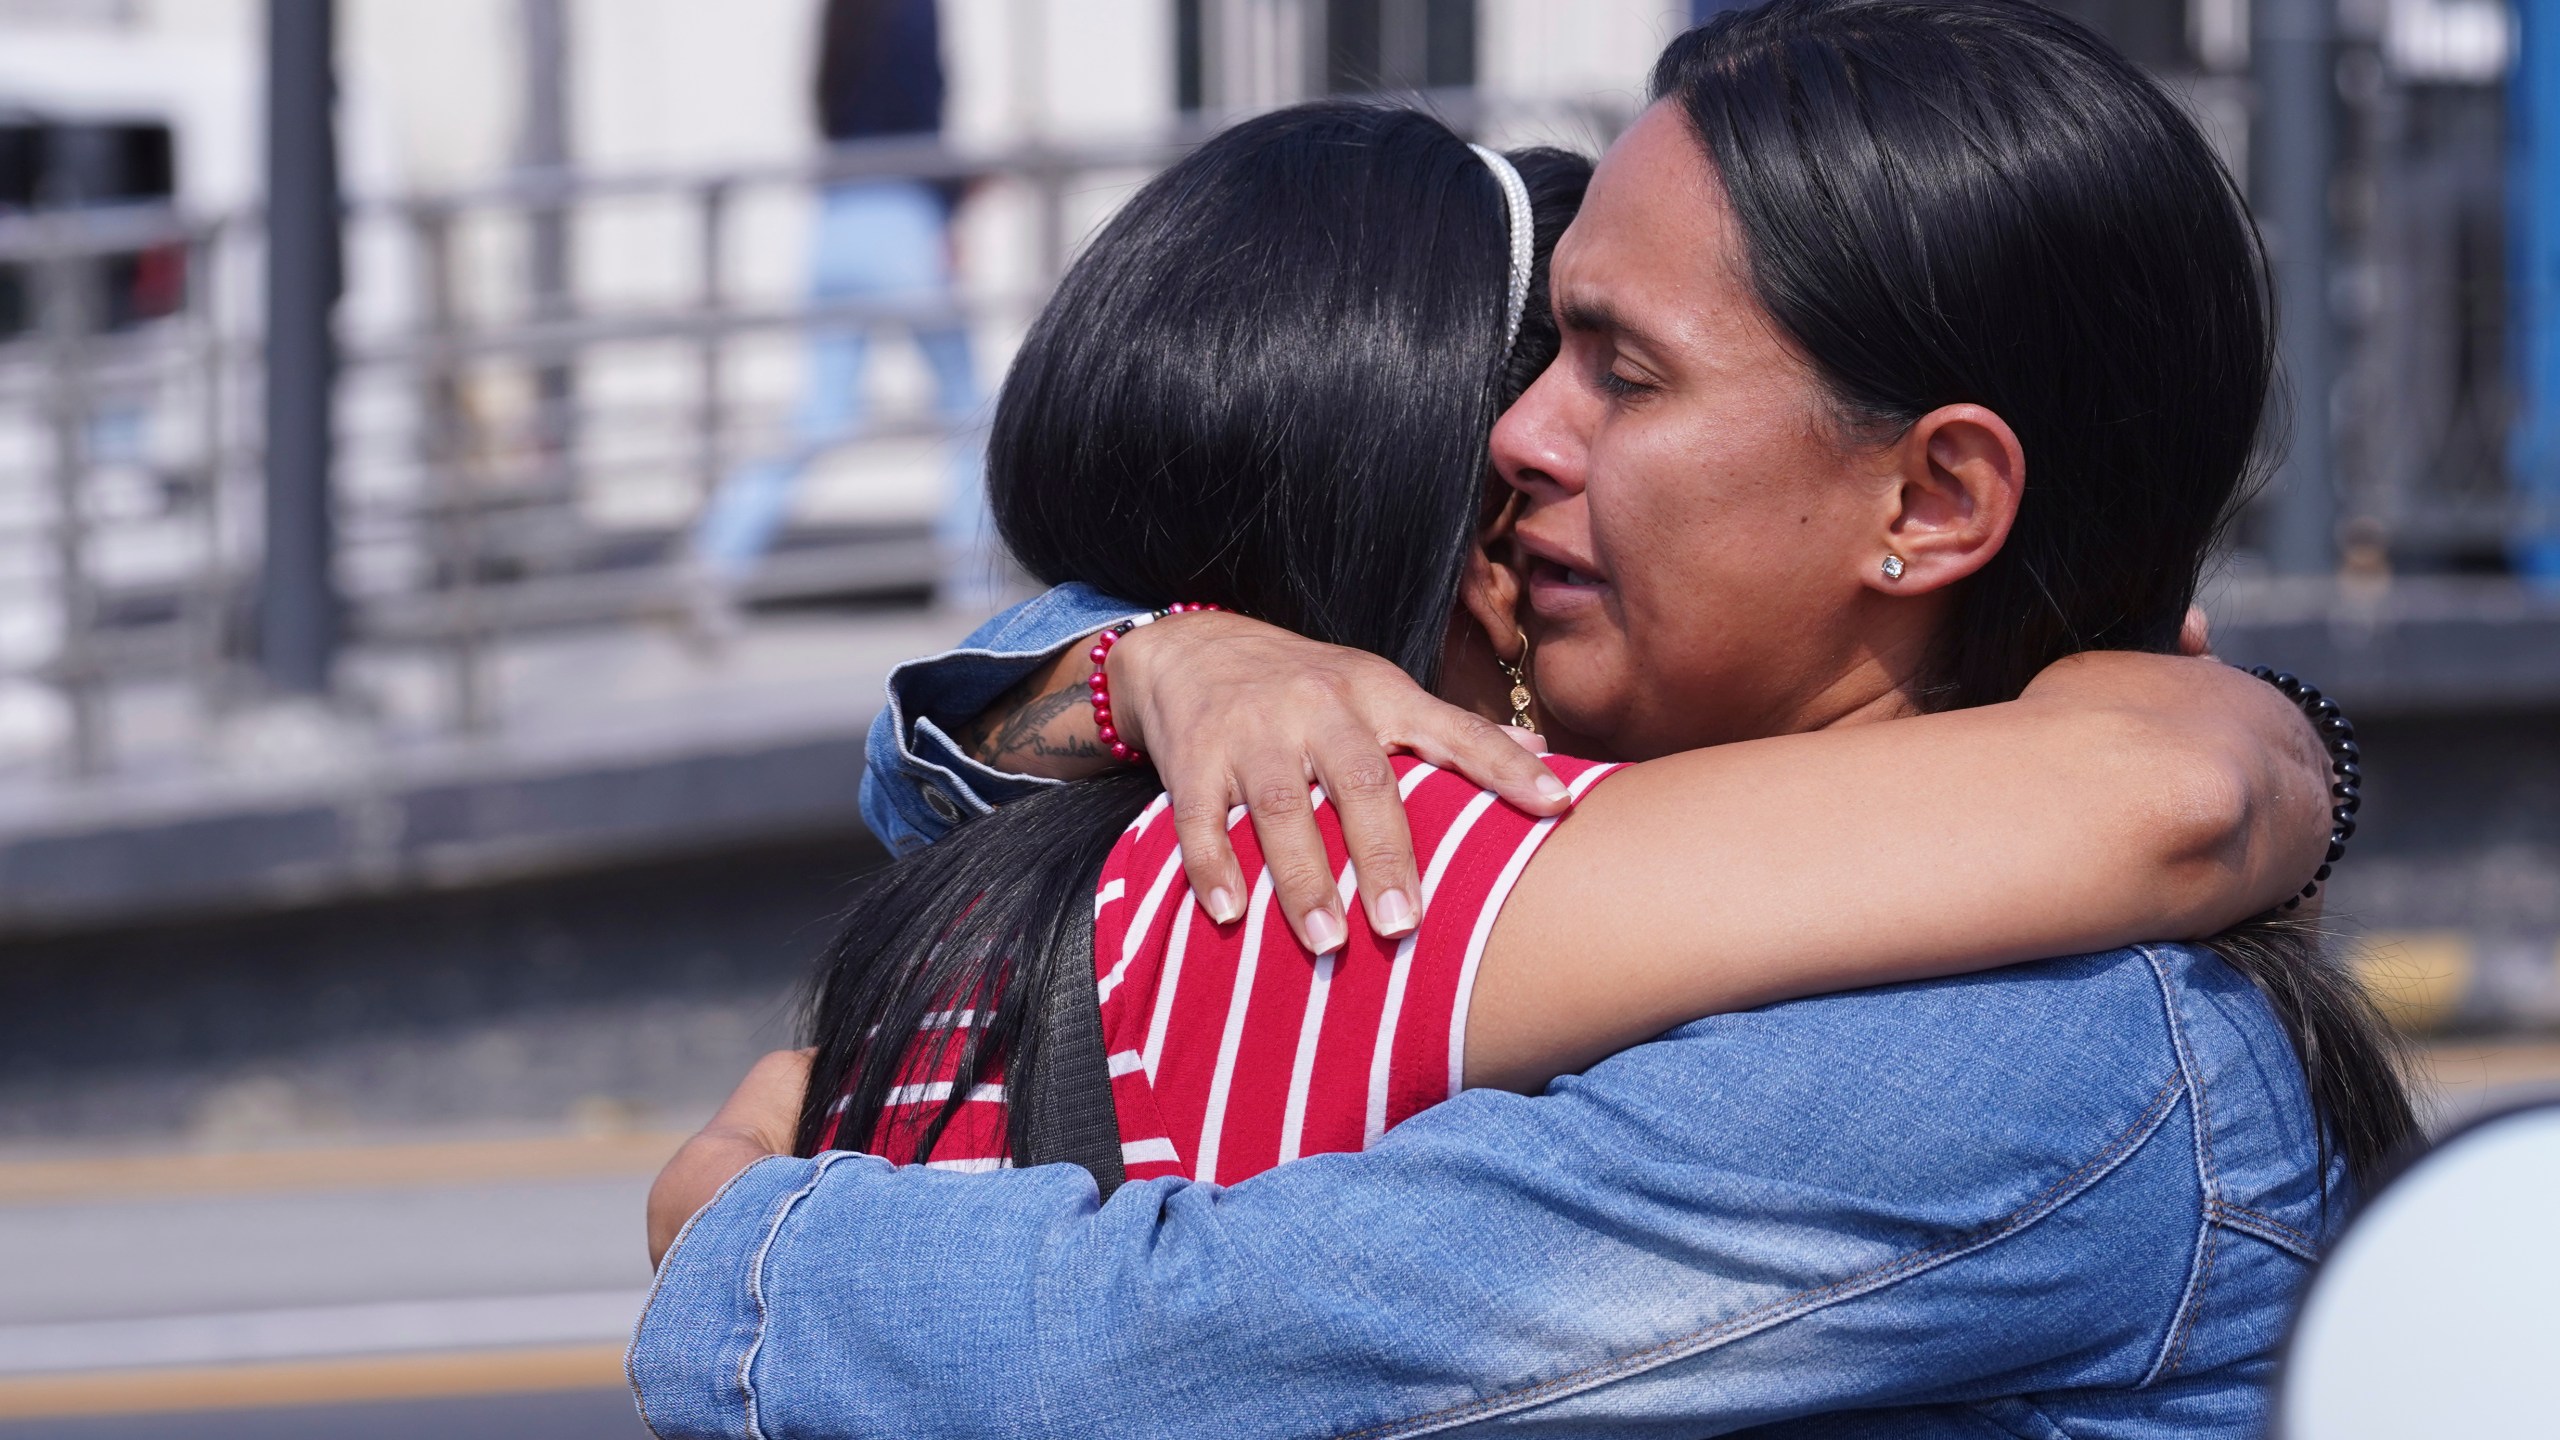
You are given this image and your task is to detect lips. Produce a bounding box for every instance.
[1523,557,1608,623]
[1515,528,1608,596]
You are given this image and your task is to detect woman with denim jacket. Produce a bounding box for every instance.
[639,6,2410,1435]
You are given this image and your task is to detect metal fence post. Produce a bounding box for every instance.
[521,0,577,488]
[413,202,487,729]
[189,219,233,726]
[38,238,106,774]
[260,0,342,694]
[1034,150,1067,285]
[2257,0,2340,576]
[695,179,729,510]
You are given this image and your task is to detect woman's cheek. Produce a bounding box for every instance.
[1529,627,1623,738]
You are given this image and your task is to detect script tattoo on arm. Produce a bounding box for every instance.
[953,663,1114,780]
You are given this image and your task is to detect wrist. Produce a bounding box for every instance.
[1100,624,1163,756]
[1090,604,1223,762]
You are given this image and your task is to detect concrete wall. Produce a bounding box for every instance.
[0,833,879,1145]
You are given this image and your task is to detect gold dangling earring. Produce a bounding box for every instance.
[1496,630,1536,730]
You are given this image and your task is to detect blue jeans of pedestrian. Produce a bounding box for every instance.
[691,179,992,599]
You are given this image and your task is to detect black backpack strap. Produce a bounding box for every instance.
[1020,901,1127,1202]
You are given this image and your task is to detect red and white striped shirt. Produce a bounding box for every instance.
[841,753,1622,1184]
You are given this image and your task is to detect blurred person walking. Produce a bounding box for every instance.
[688,0,992,626]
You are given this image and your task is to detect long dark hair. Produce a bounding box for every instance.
[1654,0,2415,1190]
[795,104,1590,1162]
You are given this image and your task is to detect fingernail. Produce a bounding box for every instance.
[1304,908,1348,953]
[1206,886,1241,924]
[1374,888,1417,936]
[1534,773,1569,804]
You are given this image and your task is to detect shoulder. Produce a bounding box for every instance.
[1555,945,2319,1250]
[1382,752,1625,847]
[1126,755,1626,895]
[1538,949,2275,1263]
[1094,791,1181,950]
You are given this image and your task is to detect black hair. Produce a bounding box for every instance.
[1653,0,2414,1191]
[993,114,1585,685]
[795,103,1590,1163]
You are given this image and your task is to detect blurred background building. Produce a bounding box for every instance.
[0,0,2554,1434]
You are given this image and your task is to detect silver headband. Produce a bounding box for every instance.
[1469,143,1535,352]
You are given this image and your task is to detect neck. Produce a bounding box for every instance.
[1781,605,1944,735]
[1802,674,1924,731]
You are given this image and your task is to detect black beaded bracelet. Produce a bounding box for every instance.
[2242,665,2360,911]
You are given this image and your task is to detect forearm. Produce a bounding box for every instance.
[2016,650,2331,897]
[860,584,1150,849]
[945,637,1113,780]
[1466,654,2325,1092]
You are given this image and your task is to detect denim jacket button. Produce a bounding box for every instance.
[924,786,962,822]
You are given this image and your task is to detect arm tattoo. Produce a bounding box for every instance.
[958,673,1109,772]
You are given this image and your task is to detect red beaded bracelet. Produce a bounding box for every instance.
[1088,603,1221,764]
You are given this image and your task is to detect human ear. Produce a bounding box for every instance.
[1435,542,1531,724]
[1873,403,2024,595]
[1458,542,1528,664]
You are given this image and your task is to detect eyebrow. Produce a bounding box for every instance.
[1559,296,1666,356]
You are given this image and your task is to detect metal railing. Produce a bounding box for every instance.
[0,203,231,777]
[0,131,1200,778]
[0,97,1638,783]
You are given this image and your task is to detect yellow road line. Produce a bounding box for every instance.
[2353,931,2475,1033]
[2411,1037,2560,1096]
[0,1132,688,1205]
[0,1343,630,1419]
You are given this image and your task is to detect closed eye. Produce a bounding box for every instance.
[1596,367,1657,400]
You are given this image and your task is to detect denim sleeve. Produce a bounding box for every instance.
[859,582,1148,853]
[629,950,2243,1439]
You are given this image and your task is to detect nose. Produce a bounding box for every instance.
[1492,360,1586,502]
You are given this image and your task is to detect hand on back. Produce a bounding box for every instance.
[1102,611,1569,953]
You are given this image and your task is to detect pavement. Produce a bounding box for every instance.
[0,1383,645,1440]
[0,1038,2554,1435]
[0,1131,674,1436]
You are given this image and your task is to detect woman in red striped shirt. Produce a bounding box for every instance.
[785,103,2345,1193]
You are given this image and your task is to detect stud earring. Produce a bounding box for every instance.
[1495,630,1536,729]
[1881,554,1907,581]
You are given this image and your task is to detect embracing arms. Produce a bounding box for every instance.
[660,650,2323,1254]
[879,604,2329,1095]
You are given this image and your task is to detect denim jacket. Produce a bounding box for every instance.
[630,942,2337,1438]
[858,583,1147,852]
